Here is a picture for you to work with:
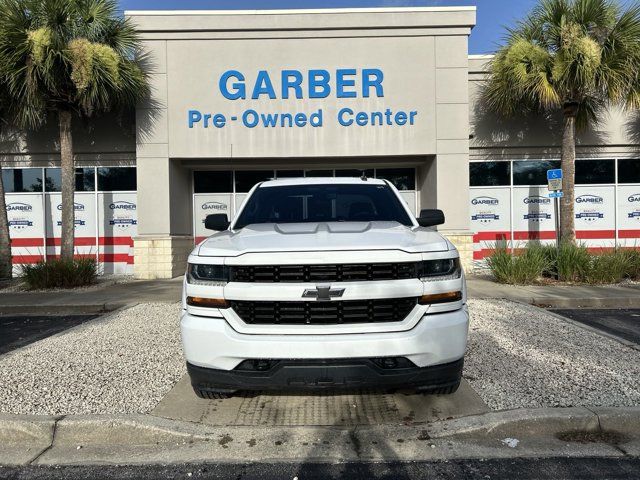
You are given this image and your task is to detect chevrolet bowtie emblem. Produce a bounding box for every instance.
[302,285,345,301]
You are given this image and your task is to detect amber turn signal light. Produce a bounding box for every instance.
[186,296,230,309]
[419,291,462,305]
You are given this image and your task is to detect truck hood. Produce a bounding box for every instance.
[196,221,451,257]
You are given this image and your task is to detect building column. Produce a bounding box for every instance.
[431,36,473,271]
[133,39,193,279]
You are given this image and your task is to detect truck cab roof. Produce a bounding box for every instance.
[258,177,386,188]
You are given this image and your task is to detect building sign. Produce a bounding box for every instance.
[7,202,35,229]
[187,68,418,130]
[108,201,138,227]
[575,194,605,222]
[471,196,501,223]
[166,36,437,158]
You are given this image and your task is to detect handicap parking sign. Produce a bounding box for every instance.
[547,169,563,180]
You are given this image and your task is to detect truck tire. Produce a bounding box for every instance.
[193,388,234,399]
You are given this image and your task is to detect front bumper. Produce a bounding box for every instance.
[187,358,464,393]
[181,306,469,371]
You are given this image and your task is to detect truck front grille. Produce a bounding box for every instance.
[230,263,418,283]
[229,297,418,325]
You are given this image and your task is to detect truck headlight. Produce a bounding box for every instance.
[187,263,229,286]
[418,258,461,282]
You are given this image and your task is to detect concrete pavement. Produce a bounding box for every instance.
[0,277,182,314]
[151,375,489,426]
[467,276,640,308]
[1,407,639,466]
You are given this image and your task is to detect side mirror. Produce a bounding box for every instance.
[417,209,445,227]
[204,214,230,231]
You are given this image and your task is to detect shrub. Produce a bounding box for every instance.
[20,258,97,290]
[621,248,640,280]
[486,242,549,284]
[555,242,591,282]
[583,251,627,284]
[486,241,640,285]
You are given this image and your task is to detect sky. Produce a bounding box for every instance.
[118,0,538,54]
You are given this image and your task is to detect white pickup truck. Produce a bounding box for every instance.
[181,177,468,398]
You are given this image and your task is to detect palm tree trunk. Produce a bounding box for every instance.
[0,167,12,279]
[58,110,75,261]
[560,106,577,243]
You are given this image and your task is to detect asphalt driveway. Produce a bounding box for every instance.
[0,314,97,355]
[550,309,640,345]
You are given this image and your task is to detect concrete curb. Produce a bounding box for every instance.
[471,295,640,309]
[0,303,126,315]
[1,407,638,466]
[527,297,640,309]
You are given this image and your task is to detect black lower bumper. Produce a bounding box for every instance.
[187,358,464,394]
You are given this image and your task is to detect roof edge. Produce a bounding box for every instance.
[124,6,477,16]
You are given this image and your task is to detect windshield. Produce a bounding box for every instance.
[233,183,414,229]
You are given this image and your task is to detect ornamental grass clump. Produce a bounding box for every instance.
[20,258,97,290]
[486,242,550,285]
[555,241,591,282]
[487,241,640,285]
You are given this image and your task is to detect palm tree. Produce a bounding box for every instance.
[483,0,640,242]
[0,79,14,280]
[0,0,148,261]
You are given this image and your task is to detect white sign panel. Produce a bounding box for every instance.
[617,185,640,246]
[470,188,511,233]
[45,193,97,256]
[6,193,44,242]
[574,186,615,230]
[513,187,556,241]
[98,192,137,274]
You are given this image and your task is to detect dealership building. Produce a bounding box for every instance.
[2,7,640,278]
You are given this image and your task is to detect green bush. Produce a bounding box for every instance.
[555,242,591,282]
[486,242,549,285]
[583,251,627,284]
[20,258,97,290]
[621,248,640,280]
[486,242,640,285]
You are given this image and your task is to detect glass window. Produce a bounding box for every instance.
[275,170,304,179]
[234,170,274,193]
[97,167,137,191]
[335,169,375,178]
[43,168,96,192]
[575,159,614,184]
[375,168,415,191]
[305,170,334,177]
[1,168,43,192]
[234,183,413,228]
[470,162,510,186]
[45,168,61,192]
[75,168,95,192]
[618,159,640,184]
[194,171,232,193]
[513,160,561,185]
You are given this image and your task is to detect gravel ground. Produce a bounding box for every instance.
[1,299,638,415]
[465,299,640,410]
[0,303,184,415]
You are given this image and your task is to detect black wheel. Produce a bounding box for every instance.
[418,381,460,396]
[193,387,234,399]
